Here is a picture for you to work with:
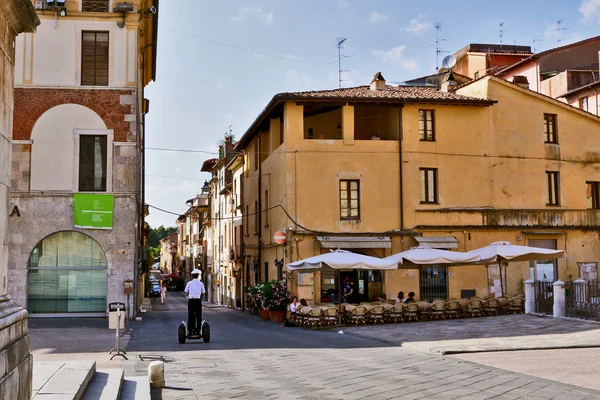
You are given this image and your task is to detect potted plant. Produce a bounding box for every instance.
[266,279,291,323]
[245,285,260,315]
[257,282,272,320]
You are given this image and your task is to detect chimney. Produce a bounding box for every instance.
[439,71,457,93]
[370,72,386,90]
[512,75,530,89]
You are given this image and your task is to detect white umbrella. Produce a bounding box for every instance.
[385,246,481,267]
[287,250,397,321]
[465,241,565,295]
[287,249,397,271]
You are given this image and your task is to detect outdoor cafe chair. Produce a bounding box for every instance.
[388,303,405,323]
[458,298,470,314]
[432,298,445,303]
[417,301,431,321]
[430,301,446,320]
[444,299,460,319]
[295,306,308,327]
[508,297,524,314]
[349,306,368,325]
[366,305,385,325]
[404,302,419,322]
[342,304,355,324]
[323,307,339,328]
[484,298,501,316]
[305,307,323,329]
[466,299,483,317]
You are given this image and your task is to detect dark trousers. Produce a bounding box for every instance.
[188,299,203,334]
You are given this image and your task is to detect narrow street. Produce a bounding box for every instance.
[123,292,600,400]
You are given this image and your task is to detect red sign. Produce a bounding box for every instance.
[274,231,287,244]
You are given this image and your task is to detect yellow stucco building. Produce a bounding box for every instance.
[235,73,600,304]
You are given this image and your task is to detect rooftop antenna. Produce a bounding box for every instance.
[423,23,450,71]
[532,34,541,53]
[548,20,568,43]
[499,22,505,45]
[335,37,350,88]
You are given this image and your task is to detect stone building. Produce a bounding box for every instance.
[7,0,158,316]
[0,0,39,397]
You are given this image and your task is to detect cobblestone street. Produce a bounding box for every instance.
[113,293,600,399]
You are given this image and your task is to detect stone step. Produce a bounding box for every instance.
[120,376,151,400]
[32,360,96,400]
[81,369,124,400]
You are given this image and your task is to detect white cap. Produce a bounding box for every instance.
[191,269,200,275]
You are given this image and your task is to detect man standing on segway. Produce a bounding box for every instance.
[184,269,206,335]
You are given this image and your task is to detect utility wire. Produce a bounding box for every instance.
[146,174,205,181]
[161,26,334,70]
[146,147,218,154]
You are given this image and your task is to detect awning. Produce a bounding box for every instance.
[316,236,391,249]
[415,236,459,249]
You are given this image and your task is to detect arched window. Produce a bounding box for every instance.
[28,231,107,314]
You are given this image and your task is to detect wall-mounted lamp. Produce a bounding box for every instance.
[143,6,157,16]
[201,181,211,193]
[59,7,67,16]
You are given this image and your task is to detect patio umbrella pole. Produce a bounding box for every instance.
[338,269,342,324]
[498,261,504,297]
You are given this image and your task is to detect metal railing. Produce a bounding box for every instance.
[566,280,600,321]
[533,281,553,314]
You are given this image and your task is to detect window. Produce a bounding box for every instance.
[420,168,438,203]
[587,182,600,209]
[546,171,560,206]
[79,135,107,191]
[339,180,360,220]
[544,114,558,144]
[81,31,109,86]
[82,0,109,12]
[580,97,588,112]
[419,110,435,141]
[264,190,269,226]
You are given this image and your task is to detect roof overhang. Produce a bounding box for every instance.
[316,236,391,249]
[415,236,459,249]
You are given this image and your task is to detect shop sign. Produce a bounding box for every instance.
[74,194,114,229]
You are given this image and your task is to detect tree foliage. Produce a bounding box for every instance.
[148,225,176,248]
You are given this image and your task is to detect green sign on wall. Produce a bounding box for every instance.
[74,194,114,229]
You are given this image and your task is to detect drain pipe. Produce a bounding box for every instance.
[397,107,404,231]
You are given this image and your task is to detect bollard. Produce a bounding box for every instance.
[148,361,165,388]
[574,278,587,305]
[524,279,535,314]
[553,280,566,318]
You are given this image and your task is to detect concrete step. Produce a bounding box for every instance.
[32,360,96,400]
[81,369,124,400]
[120,376,151,400]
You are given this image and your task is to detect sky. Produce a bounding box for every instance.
[144,0,600,228]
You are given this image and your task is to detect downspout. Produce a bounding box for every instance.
[258,134,263,279]
[241,155,245,311]
[397,107,404,232]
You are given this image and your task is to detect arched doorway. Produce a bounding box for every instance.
[27,231,107,314]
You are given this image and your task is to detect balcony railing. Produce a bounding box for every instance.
[82,0,110,12]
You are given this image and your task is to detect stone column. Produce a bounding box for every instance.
[524,279,535,314]
[553,280,566,318]
[574,278,587,304]
[0,1,38,399]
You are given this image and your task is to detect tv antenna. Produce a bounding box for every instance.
[548,20,568,43]
[423,23,450,71]
[532,34,541,53]
[335,37,351,88]
[499,22,505,45]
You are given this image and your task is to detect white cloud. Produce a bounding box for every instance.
[231,6,273,25]
[372,46,419,70]
[400,13,431,35]
[580,0,600,21]
[338,0,349,8]
[369,12,388,23]
[216,77,231,89]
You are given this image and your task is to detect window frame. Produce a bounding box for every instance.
[544,113,558,144]
[73,129,113,193]
[580,97,589,112]
[419,109,435,142]
[587,181,600,210]
[339,179,360,221]
[420,168,438,204]
[81,30,110,86]
[546,171,560,206]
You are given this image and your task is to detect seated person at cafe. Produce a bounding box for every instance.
[300,298,309,307]
[396,291,405,303]
[289,296,300,319]
[403,292,416,303]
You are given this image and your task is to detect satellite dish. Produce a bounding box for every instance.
[442,55,456,69]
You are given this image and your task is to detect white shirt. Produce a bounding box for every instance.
[290,302,300,313]
[185,279,206,299]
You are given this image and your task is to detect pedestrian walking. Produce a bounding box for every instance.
[184,269,206,335]
[160,281,167,304]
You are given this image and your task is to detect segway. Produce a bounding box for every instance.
[178,320,210,344]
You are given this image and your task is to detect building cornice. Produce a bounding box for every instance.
[0,0,40,34]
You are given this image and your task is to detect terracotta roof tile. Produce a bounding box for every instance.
[278,85,491,102]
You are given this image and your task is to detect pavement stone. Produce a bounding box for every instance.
[29,292,600,400]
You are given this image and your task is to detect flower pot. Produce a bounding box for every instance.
[259,309,270,320]
[269,310,285,323]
